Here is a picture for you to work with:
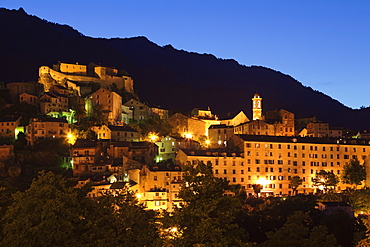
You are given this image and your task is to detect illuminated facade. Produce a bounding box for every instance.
[234,109,295,137]
[27,117,69,145]
[72,139,158,177]
[219,111,249,127]
[91,124,140,142]
[167,113,206,139]
[38,62,135,95]
[150,107,169,120]
[19,92,39,105]
[252,94,262,120]
[123,99,151,121]
[40,92,69,114]
[138,164,183,211]
[177,135,370,196]
[0,115,22,139]
[208,124,234,148]
[87,88,122,124]
[156,135,201,161]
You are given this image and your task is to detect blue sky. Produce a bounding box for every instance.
[2,1,370,109]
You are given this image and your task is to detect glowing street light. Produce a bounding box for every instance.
[136,193,142,199]
[148,133,159,142]
[67,132,76,145]
[184,133,193,139]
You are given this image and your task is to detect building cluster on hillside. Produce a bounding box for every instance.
[1,62,370,211]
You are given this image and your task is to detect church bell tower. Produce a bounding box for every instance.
[252,94,262,120]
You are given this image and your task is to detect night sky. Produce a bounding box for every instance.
[2,1,370,109]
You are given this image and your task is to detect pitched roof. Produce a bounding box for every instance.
[32,117,68,123]
[236,134,370,145]
[108,125,138,132]
[208,124,234,129]
[73,139,99,148]
[0,115,21,122]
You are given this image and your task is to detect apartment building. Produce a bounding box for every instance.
[138,164,183,211]
[27,117,69,145]
[177,135,370,196]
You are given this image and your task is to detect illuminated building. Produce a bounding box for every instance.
[40,92,69,114]
[219,111,249,126]
[177,135,370,196]
[208,124,234,148]
[167,113,207,139]
[190,107,221,136]
[252,94,262,120]
[150,107,169,120]
[0,115,22,139]
[72,139,158,177]
[27,117,70,145]
[137,164,183,211]
[19,92,39,105]
[123,99,151,121]
[234,109,295,136]
[86,88,122,124]
[38,62,134,95]
[91,124,140,141]
[156,135,200,162]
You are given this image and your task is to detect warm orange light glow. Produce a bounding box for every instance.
[184,133,193,139]
[148,133,159,142]
[256,178,269,186]
[67,132,76,145]
[205,140,210,145]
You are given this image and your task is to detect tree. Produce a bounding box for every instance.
[252,184,263,197]
[95,190,162,247]
[357,217,370,247]
[0,172,162,247]
[69,96,86,124]
[90,104,109,126]
[341,159,366,188]
[258,211,337,247]
[290,176,303,195]
[136,116,172,138]
[312,170,339,192]
[349,188,370,215]
[1,172,91,246]
[164,160,248,246]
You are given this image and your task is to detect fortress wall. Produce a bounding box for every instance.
[60,63,87,75]
[38,66,135,95]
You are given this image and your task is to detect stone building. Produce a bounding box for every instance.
[6,81,43,103]
[156,135,201,161]
[167,113,207,139]
[137,164,183,211]
[208,124,235,148]
[0,115,22,139]
[38,62,135,96]
[86,88,122,124]
[123,99,151,121]
[91,124,140,142]
[27,117,69,145]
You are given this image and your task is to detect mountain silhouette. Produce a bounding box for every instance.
[0,7,369,130]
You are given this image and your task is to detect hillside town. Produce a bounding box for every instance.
[0,61,369,213]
